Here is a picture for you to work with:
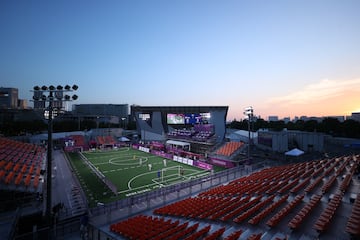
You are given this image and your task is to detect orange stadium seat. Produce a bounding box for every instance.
[5,171,15,184]
[0,170,6,180]
[33,175,40,189]
[216,142,244,156]
[24,174,31,187]
[15,173,23,186]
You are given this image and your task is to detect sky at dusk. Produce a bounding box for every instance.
[1,0,360,121]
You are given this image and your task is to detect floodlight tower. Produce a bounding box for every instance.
[31,85,78,226]
[244,106,254,161]
[121,117,126,129]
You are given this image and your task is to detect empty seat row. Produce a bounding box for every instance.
[234,195,275,223]
[304,175,324,193]
[203,227,226,240]
[314,193,343,232]
[208,196,251,221]
[183,225,211,240]
[266,194,304,227]
[346,193,360,236]
[223,229,243,240]
[220,196,261,222]
[248,194,289,225]
[288,194,322,230]
[110,215,180,239]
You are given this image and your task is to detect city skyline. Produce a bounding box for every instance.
[6,85,358,122]
[1,1,360,121]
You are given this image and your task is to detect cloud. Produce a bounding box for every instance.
[267,78,360,106]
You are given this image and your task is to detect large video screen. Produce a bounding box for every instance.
[200,112,210,122]
[167,113,185,124]
[139,113,151,120]
[184,113,202,124]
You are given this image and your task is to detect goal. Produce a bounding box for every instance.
[161,166,182,183]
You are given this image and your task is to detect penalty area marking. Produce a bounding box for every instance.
[85,147,130,154]
[126,168,206,191]
[109,156,149,166]
[127,171,159,190]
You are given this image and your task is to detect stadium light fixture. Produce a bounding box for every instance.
[30,84,78,234]
[243,106,254,162]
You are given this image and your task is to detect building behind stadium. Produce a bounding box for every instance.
[131,105,228,154]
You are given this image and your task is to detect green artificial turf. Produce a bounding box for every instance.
[67,147,217,207]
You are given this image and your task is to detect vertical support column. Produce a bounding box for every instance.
[248,118,251,160]
[46,98,53,225]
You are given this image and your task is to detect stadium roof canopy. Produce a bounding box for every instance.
[166,140,191,148]
[131,106,228,112]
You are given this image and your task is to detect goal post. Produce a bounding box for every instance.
[161,166,181,183]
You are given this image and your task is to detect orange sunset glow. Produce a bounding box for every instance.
[258,78,360,119]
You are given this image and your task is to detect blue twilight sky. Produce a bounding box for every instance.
[1,0,360,121]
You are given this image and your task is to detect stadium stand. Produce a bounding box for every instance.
[96,135,116,147]
[64,135,89,152]
[215,141,244,156]
[167,124,216,143]
[107,153,360,239]
[0,138,45,190]
[346,193,360,236]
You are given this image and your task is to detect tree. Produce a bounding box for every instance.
[268,120,285,131]
[319,118,341,136]
[293,120,305,131]
[303,120,318,132]
[254,118,267,131]
[342,119,360,138]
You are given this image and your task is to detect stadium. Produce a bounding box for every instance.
[0,105,360,240]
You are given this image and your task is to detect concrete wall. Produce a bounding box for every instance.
[257,130,324,153]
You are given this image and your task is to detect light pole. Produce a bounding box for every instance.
[122,117,127,130]
[31,84,78,228]
[244,106,253,161]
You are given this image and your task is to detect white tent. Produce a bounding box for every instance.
[119,136,130,142]
[285,148,304,157]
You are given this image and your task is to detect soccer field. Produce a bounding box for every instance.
[68,147,210,206]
